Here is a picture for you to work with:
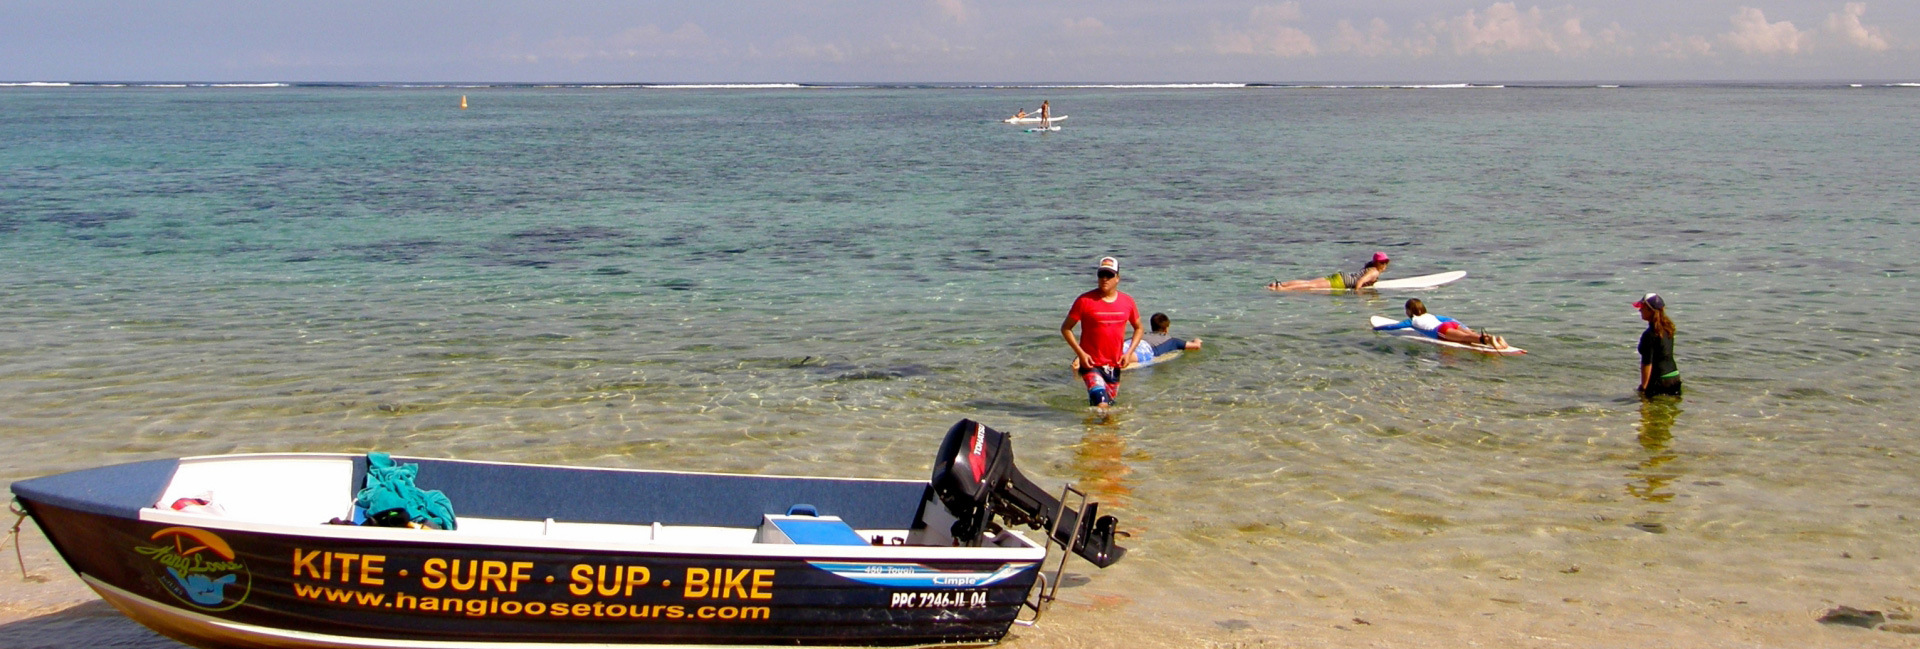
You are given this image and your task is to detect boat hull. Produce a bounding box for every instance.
[23,500,1038,648]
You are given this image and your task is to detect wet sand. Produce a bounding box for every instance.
[5,519,1914,649]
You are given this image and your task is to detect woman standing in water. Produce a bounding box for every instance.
[1635,293,1682,397]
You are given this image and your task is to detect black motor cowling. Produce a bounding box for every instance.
[931,419,1126,568]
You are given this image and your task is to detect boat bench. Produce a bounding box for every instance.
[143,454,912,548]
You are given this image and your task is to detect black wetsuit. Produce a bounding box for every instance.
[1638,327,1682,397]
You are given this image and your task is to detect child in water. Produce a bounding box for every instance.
[1373,298,1507,348]
[1125,313,1203,364]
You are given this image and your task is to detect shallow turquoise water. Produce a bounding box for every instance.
[3,85,1918,643]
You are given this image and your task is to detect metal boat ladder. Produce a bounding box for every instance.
[1013,483,1091,627]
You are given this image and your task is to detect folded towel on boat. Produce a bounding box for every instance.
[355,452,457,531]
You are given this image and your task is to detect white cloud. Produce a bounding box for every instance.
[1720,7,1808,55]
[1825,2,1889,51]
[1213,3,1318,57]
[767,35,851,63]
[931,0,973,23]
[1330,18,1396,56]
[522,23,721,63]
[1061,17,1112,39]
[1654,34,1714,58]
[1428,3,1608,56]
[609,23,715,55]
[1251,3,1305,23]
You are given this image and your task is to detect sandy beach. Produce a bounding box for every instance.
[6,514,1915,649]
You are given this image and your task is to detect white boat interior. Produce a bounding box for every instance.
[140,454,1044,558]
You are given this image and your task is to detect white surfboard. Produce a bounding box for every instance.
[1369,315,1525,355]
[1025,126,1061,132]
[1121,349,1181,371]
[1003,115,1068,124]
[1371,270,1467,290]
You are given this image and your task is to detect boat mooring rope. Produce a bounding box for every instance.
[6,499,33,581]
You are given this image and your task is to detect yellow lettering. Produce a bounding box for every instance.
[480,560,509,592]
[684,567,710,598]
[750,569,773,600]
[292,548,323,579]
[568,564,593,596]
[623,565,650,596]
[332,552,360,582]
[422,558,447,590]
[359,554,386,586]
[449,559,476,591]
[721,568,750,599]
[594,564,619,597]
[510,561,532,593]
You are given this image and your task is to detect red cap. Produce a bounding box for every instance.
[1372,252,1390,263]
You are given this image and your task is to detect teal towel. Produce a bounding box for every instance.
[355,452,457,530]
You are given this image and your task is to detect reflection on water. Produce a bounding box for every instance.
[1627,397,1683,533]
[1070,426,1133,507]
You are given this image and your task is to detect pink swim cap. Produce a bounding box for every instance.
[1372,251,1390,263]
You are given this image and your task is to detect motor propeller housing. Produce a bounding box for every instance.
[930,419,1126,568]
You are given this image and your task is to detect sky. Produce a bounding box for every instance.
[1,1,1913,83]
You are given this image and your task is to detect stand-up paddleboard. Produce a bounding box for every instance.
[1369,315,1525,355]
[1003,115,1068,124]
[1280,270,1466,292]
[1025,126,1061,132]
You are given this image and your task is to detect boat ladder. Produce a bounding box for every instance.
[1013,483,1091,627]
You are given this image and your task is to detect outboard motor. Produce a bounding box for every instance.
[931,419,1126,568]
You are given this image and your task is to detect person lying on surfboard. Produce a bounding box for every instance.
[1268,251,1390,291]
[1123,313,1203,365]
[1373,298,1507,348]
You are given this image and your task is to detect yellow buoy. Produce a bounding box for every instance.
[460,95,468,110]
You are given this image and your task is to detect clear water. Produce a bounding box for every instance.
[3,85,1918,646]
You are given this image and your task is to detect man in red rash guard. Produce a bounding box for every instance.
[1061,256,1143,407]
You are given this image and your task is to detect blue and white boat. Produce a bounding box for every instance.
[8,419,1125,648]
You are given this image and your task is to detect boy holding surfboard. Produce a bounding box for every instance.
[1062,256,1144,407]
[1125,313,1203,366]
